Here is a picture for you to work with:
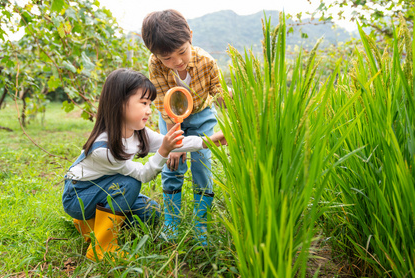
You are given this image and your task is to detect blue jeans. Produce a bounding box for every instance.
[62,174,160,225]
[159,105,217,194]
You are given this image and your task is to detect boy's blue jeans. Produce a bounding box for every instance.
[159,105,217,194]
[62,174,160,225]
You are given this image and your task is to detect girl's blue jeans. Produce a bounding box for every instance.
[158,105,217,194]
[62,174,160,225]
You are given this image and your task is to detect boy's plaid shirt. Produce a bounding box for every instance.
[148,46,224,124]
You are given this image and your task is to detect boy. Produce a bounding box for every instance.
[141,9,224,245]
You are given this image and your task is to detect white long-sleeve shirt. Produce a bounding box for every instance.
[66,127,204,183]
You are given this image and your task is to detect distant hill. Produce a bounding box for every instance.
[187,10,353,67]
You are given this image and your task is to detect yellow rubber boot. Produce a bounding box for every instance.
[73,218,95,242]
[86,205,126,261]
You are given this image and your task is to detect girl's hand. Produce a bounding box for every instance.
[159,123,184,157]
[202,130,227,148]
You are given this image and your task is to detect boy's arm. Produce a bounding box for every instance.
[209,60,232,108]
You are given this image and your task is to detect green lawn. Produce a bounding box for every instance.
[0,102,235,277]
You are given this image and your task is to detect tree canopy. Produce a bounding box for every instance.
[311,0,414,38]
[0,0,148,126]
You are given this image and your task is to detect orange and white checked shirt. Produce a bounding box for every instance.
[148,45,224,124]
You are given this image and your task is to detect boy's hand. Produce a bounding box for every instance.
[202,130,227,148]
[167,152,186,171]
[215,89,233,109]
[159,123,184,157]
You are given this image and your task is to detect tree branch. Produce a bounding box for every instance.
[12,48,70,162]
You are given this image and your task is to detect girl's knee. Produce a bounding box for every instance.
[110,175,142,197]
[101,175,143,212]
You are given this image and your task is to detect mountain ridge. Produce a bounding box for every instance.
[187,10,353,66]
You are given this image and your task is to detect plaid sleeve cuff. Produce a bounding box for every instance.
[160,112,175,125]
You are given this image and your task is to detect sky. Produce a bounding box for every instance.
[98,0,357,32]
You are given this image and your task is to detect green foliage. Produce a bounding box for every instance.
[209,11,415,277]
[208,13,359,277]
[312,0,414,39]
[0,0,149,125]
[321,16,415,277]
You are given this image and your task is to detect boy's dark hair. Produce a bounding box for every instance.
[83,68,157,161]
[141,9,191,55]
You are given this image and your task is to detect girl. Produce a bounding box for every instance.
[62,68,226,261]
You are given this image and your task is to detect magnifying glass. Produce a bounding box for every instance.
[164,87,193,144]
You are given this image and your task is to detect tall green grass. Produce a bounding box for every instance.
[322,15,415,277]
[209,14,359,277]
[210,12,414,277]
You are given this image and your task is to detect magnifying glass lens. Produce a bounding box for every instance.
[170,90,188,116]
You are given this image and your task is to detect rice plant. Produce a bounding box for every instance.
[209,13,360,277]
[321,15,415,277]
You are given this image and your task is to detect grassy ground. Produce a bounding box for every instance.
[0,102,236,277]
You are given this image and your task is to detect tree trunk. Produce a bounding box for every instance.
[20,88,29,127]
[0,86,8,109]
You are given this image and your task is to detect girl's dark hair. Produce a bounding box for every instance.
[141,9,191,55]
[83,68,157,161]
